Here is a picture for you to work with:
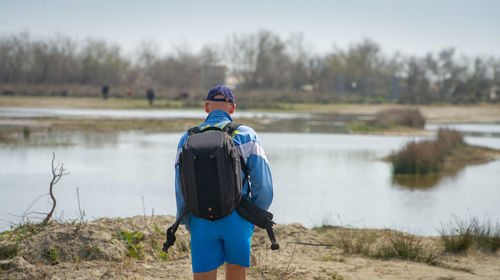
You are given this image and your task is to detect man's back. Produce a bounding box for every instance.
[170,85,273,279]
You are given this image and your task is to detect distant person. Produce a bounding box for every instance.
[126,88,134,100]
[146,88,155,106]
[101,85,109,100]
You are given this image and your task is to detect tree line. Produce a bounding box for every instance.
[1,31,499,104]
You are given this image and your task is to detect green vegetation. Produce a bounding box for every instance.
[153,222,163,236]
[348,123,380,133]
[43,247,60,264]
[0,223,43,243]
[83,247,102,259]
[391,128,464,175]
[117,231,145,260]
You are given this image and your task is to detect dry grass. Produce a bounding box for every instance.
[440,217,500,253]
[370,230,439,265]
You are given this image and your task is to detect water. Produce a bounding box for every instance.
[264,133,500,235]
[427,123,500,137]
[1,109,500,235]
[0,107,312,120]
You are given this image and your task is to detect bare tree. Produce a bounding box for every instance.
[40,152,69,226]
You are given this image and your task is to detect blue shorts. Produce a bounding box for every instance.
[190,211,254,273]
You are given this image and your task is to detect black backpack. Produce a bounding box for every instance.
[179,122,244,220]
[163,122,279,252]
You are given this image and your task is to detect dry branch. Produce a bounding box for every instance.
[40,152,69,226]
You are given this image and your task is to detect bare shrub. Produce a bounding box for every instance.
[391,128,463,175]
[371,108,426,129]
[436,128,463,156]
[392,140,442,174]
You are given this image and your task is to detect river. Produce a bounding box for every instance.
[1,108,499,235]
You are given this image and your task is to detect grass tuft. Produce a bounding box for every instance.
[370,230,438,265]
[439,217,500,253]
[474,221,500,252]
[440,217,476,253]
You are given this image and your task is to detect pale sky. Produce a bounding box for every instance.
[1,0,499,57]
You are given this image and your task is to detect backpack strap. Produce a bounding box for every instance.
[240,156,251,198]
[162,206,188,253]
[200,126,222,132]
[223,122,251,198]
[236,198,279,250]
[187,126,201,135]
[222,121,240,136]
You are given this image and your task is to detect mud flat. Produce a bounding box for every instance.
[1,216,499,280]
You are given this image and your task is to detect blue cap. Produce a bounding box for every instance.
[206,85,235,103]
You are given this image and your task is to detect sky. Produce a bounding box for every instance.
[1,0,499,57]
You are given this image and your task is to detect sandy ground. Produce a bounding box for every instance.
[1,216,499,280]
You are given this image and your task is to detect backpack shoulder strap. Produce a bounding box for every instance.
[223,121,240,136]
[187,126,201,135]
[222,121,251,196]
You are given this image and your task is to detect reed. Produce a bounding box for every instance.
[473,220,500,252]
[439,217,476,253]
[370,230,438,265]
[392,128,463,175]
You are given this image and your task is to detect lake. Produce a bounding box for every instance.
[1,110,499,235]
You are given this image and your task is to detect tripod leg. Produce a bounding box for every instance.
[266,227,280,250]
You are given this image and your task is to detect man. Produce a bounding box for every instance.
[101,85,109,100]
[146,88,155,106]
[174,85,273,280]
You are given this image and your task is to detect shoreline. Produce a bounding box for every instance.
[2,95,500,121]
[2,96,500,138]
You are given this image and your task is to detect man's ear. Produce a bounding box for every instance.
[205,102,210,113]
[229,103,236,114]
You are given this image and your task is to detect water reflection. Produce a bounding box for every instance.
[391,169,460,190]
[3,130,121,148]
[426,123,500,137]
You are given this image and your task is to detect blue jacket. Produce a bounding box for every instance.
[175,110,274,228]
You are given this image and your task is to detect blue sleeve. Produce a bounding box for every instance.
[175,133,190,229]
[236,127,273,210]
[247,153,274,210]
